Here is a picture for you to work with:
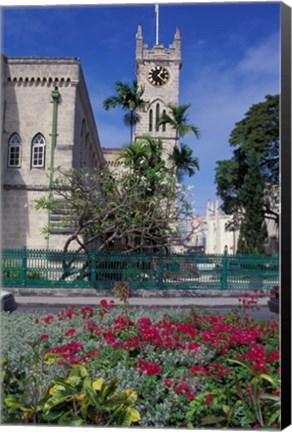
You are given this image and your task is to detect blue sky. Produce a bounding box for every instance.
[2,2,280,215]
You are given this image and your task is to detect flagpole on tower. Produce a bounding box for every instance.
[155,3,159,45]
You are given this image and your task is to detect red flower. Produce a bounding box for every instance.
[104,332,116,344]
[205,393,215,405]
[100,299,108,308]
[136,358,162,376]
[43,314,54,324]
[34,317,40,324]
[186,391,195,400]
[40,334,49,340]
[190,365,208,376]
[65,328,77,337]
[81,306,94,319]
[267,350,280,362]
[175,383,190,395]
[163,379,172,387]
[188,342,200,351]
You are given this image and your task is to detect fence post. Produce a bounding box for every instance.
[91,252,96,288]
[158,250,164,290]
[22,246,27,287]
[221,246,228,290]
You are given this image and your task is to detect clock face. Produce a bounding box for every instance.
[147,66,169,87]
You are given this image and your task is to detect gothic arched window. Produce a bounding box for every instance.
[149,109,153,132]
[155,103,160,132]
[162,109,166,132]
[8,133,21,167]
[31,133,46,168]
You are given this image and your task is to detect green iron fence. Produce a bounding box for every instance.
[1,247,279,291]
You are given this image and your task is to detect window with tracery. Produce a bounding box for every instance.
[32,133,46,168]
[8,133,21,167]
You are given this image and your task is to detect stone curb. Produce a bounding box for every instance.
[4,287,271,298]
[14,295,269,309]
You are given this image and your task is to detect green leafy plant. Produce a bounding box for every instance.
[227,358,280,427]
[1,304,279,428]
[38,363,140,426]
[186,386,243,428]
[4,362,140,426]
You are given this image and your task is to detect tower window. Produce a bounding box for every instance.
[8,133,21,167]
[32,133,46,168]
[155,103,160,132]
[149,109,153,132]
[162,109,166,132]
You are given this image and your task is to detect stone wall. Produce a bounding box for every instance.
[1,56,104,250]
[135,26,181,159]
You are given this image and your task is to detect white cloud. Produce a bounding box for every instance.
[237,33,280,77]
[181,32,280,214]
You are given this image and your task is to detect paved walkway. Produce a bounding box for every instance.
[15,295,269,308]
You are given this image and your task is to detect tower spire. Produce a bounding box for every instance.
[155,3,159,45]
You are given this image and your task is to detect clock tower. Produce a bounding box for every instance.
[135,24,182,157]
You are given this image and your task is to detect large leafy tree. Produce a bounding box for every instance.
[103,80,148,142]
[116,135,166,197]
[36,159,193,278]
[215,94,279,228]
[237,151,268,254]
[116,135,164,172]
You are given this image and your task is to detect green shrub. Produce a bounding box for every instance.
[1,303,280,428]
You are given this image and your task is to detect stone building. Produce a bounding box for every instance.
[206,200,279,255]
[135,25,181,159]
[1,56,105,250]
[206,200,240,255]
[1,22,184,251]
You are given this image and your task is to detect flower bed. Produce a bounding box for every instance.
[1,294,280,428]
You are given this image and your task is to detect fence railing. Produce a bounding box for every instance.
[1,247,279,291]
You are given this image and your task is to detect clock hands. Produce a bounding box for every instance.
[147,66,169,86]
[157,69,166,83]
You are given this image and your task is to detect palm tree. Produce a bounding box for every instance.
[156,102,200,144]
[103,80,148,143]
[116,136,167,196]
[115,140,150,169]
[156,103,200,182]
[116,136,166,173]
[169,143,200,181]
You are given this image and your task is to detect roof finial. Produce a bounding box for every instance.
[155,3,159,45]
[175,27,181,40]
[136,24,142,38]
